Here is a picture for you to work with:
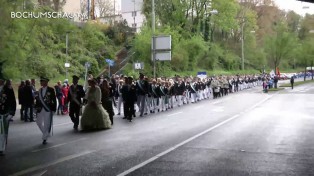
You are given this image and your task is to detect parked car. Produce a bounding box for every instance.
[278,74,288,80]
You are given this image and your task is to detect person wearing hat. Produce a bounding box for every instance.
[122,77,137,122]
[0,79,16,155]
[136,73,149,117]
[67,75,85,130]
[34,77,56,145]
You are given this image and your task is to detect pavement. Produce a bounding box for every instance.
[1,82,314,176]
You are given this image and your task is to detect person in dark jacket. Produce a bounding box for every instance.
[290,76,294,89]
[100,79,114,125]
[122,77,137,122]
[0,79,17,155]
[35,77,57,145]
[67,75,85,130]
[23,80,35,122]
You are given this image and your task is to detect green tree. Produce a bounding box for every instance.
[264,23,297,73]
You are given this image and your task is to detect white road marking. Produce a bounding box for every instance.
[212,101,222,105]
[9,150,95,176]
[167,112,183,117]
[193,106,204,109]
[53,122,72,127]
[31,170,47,176]
[31,138,86,153]
[116,96,273,176]
[212,107,224,112]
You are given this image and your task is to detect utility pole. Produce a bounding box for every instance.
[133,0,136,32]
[241,19,245,70]
[66,32,69,79]
[152,0,156,79]
[109,64,111,77]
[114,0,116,15]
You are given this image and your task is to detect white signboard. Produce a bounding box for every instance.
[153,52,171,61]
[65,63,70,68]
[134,62,144,70]
[152,35,171,50]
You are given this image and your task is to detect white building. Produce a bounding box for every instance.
[61,0,146,30]
[98,14,123,25]
[121,0,145,33]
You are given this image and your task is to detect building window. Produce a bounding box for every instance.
[132,11,137,17]
[132,23,137,28]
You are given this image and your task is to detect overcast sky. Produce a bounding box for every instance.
[274,0,314,16]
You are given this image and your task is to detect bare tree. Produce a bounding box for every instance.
[96,0,115,17]
[38,0,66,11]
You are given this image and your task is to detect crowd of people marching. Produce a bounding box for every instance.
[0,73,266,155]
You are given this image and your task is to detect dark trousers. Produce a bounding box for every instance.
[124,101,134,120]
[102,98,114,125]
[69,103,80,128]
[20,105,25,120]
[224,88,228,95]
[57,96,63,114]
[24,105,33,121]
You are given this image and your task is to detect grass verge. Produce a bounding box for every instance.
[279,79,314,87]
[268,88,285,91]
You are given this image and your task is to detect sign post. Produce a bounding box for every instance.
[65,63,70,80]
[152,35,171,78]
[84,62,91,90]
[105,59,115,77]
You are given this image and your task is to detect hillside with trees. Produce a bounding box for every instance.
[0,0,314,80]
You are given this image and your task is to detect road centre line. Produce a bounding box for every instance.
[167,112,183,117]
[117,95,274,176]
[9,150,95,176]
[31,170,47,176]
[31,138,86,153]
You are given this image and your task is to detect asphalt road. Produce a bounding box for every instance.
[1,82,314,176]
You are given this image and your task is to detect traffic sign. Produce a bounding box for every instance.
[85,62,91,68]
[105,59,115,66]
[134,62,144,70]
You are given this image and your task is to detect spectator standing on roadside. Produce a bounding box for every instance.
[290,76,294,89]
[274,76,278,89]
